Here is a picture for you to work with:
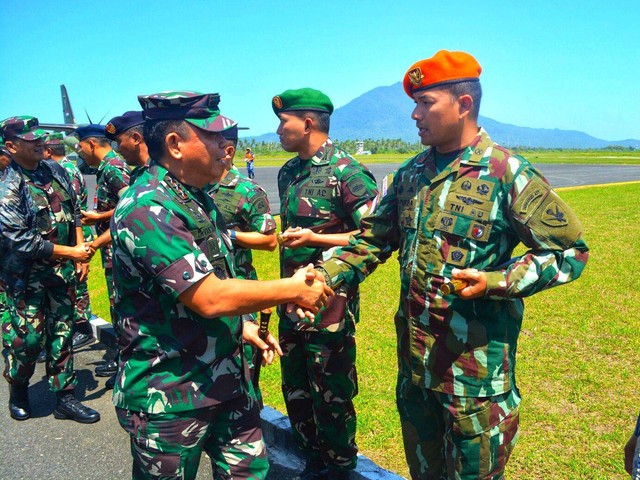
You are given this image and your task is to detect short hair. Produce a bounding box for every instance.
[45,144,66,156]
[288,110,330,134]
[143,119,190,160]
[125,124,144,138]
[83,136,110,147]
[223,137,238,148]
[443,81,482,119]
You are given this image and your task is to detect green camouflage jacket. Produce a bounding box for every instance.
[320,129,589,396]
[60,156,93,241]
[111,160,245,414]
[207,165,276,281]
[95,150,130,269]
[278,138,378,331]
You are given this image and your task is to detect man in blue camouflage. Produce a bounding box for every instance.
[0,116,100,423]
[316,51,589,479]
[273,88,379,480]
[110,91,333,479]
[43,132,96,349]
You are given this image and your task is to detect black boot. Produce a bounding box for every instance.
[104,374,116,390]
[53,391,100,424]
[9,383,30,421]
[95,359,118,377]
[294,458,329,480]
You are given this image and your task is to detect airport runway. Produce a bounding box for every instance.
[86,163,640,214]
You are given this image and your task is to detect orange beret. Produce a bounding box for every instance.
[403,50,482,97]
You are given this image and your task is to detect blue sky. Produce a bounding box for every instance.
[1,0,639,141]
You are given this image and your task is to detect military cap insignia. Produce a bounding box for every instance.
[105,123,116,135]
[408,68,424,87]
[273,96,283,109]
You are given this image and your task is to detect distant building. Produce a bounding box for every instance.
[355,141,371,155]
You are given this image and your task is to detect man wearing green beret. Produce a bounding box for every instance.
[272,87,379,480]
[43,132,96,349]
[316,50,589,479]
[110,91,333,479]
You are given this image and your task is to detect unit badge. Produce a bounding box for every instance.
[408,68,424,87]
[105,123,116,135]
[273,96,283,109]
[461,180,472,191]
[451,250,464,262]
[477,183,491,196]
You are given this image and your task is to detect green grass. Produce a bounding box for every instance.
[88,181,640,479]
[243,150,640,167]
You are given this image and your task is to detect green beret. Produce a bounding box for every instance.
[272,88,334,116]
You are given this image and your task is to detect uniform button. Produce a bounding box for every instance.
[182,271,192,280]
[199,260,208,267]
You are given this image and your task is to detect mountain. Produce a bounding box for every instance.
[249,82,640,149]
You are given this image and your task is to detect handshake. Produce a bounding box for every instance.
[287,264,334,324]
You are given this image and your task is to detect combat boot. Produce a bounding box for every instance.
[8,383,30,421]
[53,391,100,424]
[294,458,329,480]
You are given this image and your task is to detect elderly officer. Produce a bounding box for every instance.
[105,110,150,184]
[75,124,130,383]
[272,88,379,479]
[0,116,100,423]
[110,91,333,479]
[43,132,96,348]
[205,124,278,406]
[316,50,590,479]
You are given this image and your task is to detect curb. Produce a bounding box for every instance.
[88,317,405,479]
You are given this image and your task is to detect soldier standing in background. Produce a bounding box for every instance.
[43,132,96,349]
[205,124,278,406]
[105,111,150,184]
[1,145,14,351]
[316,50,589,479]
[110,91,332,479]
[245,147,255,179]
[75,124,130,385]
[273,88,379,480]
[0,116,100,423]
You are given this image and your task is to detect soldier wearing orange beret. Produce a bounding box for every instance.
[317,50,589,479]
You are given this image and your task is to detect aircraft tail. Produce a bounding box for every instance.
[61,84,76,124]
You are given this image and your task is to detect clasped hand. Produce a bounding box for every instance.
[279,227,314,249]
[287,264,333,322]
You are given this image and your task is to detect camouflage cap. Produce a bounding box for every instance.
[138,91,237,134]
[44,132,65,145]
[271,88,334,116]
[403,50,482,97]
[75,124,107,140]
[105,111,145,140]
[0,116,47,141]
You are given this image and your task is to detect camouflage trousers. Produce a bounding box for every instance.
[104,267,119,337]
[1,281,11,349]
[116,388,268,480]
[72,277,93,335]
[396,374,520,480]
[3,262,77,392]
[280,326,358,470]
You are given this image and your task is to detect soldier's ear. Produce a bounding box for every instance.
[131,131,143,145]
[458,94,473,118]
[4,140,18,154]
[304,117,313,133]
[165,132,183,159]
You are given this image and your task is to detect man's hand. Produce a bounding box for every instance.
[285,265,333,321]
[69,242,95,263]
[242,321,283,366]
[279,227,314,249]
[81,210,102,226]
[451,268,487,299]
[76,262,90,283]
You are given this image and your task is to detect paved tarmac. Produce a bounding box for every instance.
[86,163,640,215]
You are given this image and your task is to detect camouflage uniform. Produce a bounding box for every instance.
[111,161,267,479]
[0,158,81,392]
[319,129,589,479]
[206,165,277,405]
[59,155,94,332]
[278,138,378,470]
[94,150,129,330]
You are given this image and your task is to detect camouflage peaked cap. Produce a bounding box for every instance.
[0,116,47,141]
[105,111,145,140]
[403,50,482,97]
[44,132,65,145]
[138,91,237,134]
[272,88,334,116]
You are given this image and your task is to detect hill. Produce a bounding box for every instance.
[249,83,639,149]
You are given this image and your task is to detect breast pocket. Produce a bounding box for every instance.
[33,196,54,235]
